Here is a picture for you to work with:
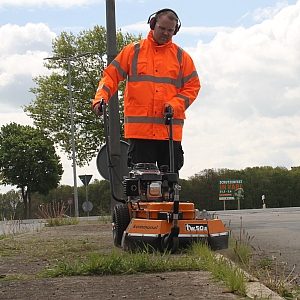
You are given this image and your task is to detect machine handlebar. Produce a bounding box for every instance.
[164,105,173,125]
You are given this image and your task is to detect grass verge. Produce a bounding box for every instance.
[38,240,247,296]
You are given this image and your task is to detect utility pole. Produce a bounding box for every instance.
[44,52,92,218]
[106,0,123,217]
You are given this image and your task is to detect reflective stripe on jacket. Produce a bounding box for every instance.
[93,30,201,141]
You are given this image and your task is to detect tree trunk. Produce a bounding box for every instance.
[28,187,31,219]
[21,187,29,219]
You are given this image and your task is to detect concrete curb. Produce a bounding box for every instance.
[240,264,285,299]
[245,281,284,300]
[215,254,285,299]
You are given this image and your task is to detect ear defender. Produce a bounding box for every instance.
[147,8,181,35]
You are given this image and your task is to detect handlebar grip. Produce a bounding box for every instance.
[99,99,106,112]
[164,105,173,125]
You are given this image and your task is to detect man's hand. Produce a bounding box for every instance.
[93,102,103,116]
[164,103,173,125]
[164,103,173,116]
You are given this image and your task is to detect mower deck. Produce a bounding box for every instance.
[119,201,228,252]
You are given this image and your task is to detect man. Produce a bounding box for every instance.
[93,8,201,173]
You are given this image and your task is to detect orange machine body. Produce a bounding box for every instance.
[121,201,228,251]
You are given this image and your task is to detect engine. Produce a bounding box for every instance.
[123,163,178,201]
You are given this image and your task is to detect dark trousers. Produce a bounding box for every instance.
[127,139,184,174]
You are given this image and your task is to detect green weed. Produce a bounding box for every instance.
[38,241,248,296]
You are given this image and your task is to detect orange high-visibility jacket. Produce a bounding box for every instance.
[93,31,201,142]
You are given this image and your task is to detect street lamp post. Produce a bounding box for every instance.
[44,52,92,218]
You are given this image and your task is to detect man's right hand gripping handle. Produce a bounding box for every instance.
[93,99,105,116]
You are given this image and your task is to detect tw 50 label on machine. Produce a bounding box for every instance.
[185,224,208,232]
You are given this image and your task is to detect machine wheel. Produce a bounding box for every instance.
[161,234,179,254]
[113,204,130,247]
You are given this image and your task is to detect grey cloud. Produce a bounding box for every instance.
[0,74,35,108]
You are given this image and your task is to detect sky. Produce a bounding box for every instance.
[1,0,300,193]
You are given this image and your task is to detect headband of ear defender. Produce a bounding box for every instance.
[147,8,181,35]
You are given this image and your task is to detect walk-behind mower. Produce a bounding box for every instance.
[97,101,228,253]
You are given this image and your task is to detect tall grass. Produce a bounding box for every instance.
[192,243,247,295]
[38,242,248,296]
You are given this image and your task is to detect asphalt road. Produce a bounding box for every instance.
[216,207,300,283]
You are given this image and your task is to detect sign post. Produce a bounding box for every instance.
[67,198,73,217]
[262,195,266,209]
[79,174,93,216]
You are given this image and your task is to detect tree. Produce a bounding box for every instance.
[87,179,111,215]
[188,169,223,210]
[31,180,111,216]
[0,190,22,220]
[0,123,63,219]
[24,26,141,167]
[31,184,74,218]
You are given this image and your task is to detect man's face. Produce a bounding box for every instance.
[152,15,177,44]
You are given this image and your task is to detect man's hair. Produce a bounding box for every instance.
[156,10,178,24]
